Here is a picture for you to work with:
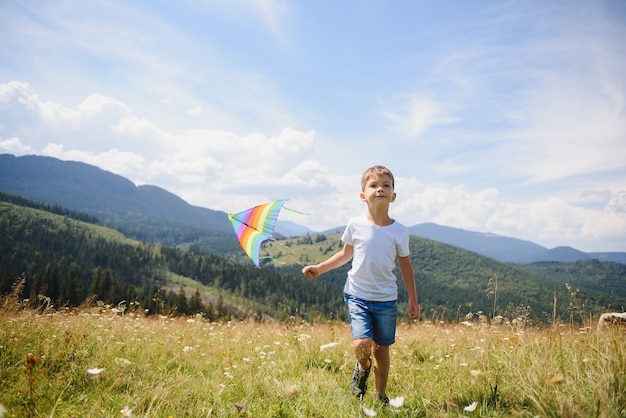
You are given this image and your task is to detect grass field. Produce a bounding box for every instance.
[1,300,625,417]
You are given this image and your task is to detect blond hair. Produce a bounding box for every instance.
[360,165,395,191]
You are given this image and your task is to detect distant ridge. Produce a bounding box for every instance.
[0,153,233,247]
[408,222,625,265]
[408,222,545,263]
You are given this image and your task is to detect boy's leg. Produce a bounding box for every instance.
[372,343,390,400]
[369,299,396,401]
[354,338,372,370]
[351,337,372,397]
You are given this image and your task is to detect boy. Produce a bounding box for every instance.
[302,165,419,403]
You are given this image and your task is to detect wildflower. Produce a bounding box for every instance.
[87,367,104,375]
[115,358,132,366]
[120,406,132,417]
[463,401,478,412]
[182,346,193,353]
[550,374,564,384]
[362,406,377,416]
[319,342,340,351]
[389,396,405,408]
[234,403,244,412]
[470,369,484,378]
[286,384,298,397]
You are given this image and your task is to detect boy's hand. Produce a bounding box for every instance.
[302,266,319,280]
[408,300,420,319]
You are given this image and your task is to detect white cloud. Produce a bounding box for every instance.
[394,181,499,231]
[0,81,32,105]
[249,0,288,44]
[112,116,166,142]
[188,106,203,116]
[42,144,145,180]
[38,93,131,130]
[392,177,626,252]
[0,137,32,154]
[498,77,626,184]
[606,191,626,214]
[485,195,626,250]
[384,94,456,139]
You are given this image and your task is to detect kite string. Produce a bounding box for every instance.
[275,206,308,266]
[283,206,308,216]
[265,237,305,267]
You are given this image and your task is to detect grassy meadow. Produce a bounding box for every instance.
[1,300,625,417]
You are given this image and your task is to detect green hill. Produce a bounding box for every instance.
[261,232,626,323]
[517,260,626,298]
[0,195,345,321]
[2,193,625,323]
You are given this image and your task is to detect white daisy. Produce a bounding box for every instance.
[362,406,377,416]
[463,401,478,412]
[319,342,340,351]
[389,396,405,408]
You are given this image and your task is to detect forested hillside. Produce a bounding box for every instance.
[2,194,625,323]
[0,197,344,321]
[518,260,626,297]
[270,233,626,323]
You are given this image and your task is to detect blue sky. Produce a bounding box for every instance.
[1,0,625,252]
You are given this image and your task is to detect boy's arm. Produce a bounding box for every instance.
[398,255,420,319]
[302,244,353,280]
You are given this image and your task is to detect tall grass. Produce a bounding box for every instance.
[1,301,624,417]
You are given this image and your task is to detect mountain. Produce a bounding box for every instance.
[0,154,227,229]
[589,252,626,264]
[274,220,316,238]
[408,222,626,265]
[1,154,624,264]
[530,246,590,263]
[0,154,308,246]
[0,153,241,250]
[408,223,546,263]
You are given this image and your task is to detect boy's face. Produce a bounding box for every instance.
[360,174,396,206]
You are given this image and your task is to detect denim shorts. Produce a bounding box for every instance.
[344,293,398,346]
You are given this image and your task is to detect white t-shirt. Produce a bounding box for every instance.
[341,215,410,302]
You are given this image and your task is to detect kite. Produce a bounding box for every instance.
[228,199,301,268]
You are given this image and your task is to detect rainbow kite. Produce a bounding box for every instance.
[228,199,289,268]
